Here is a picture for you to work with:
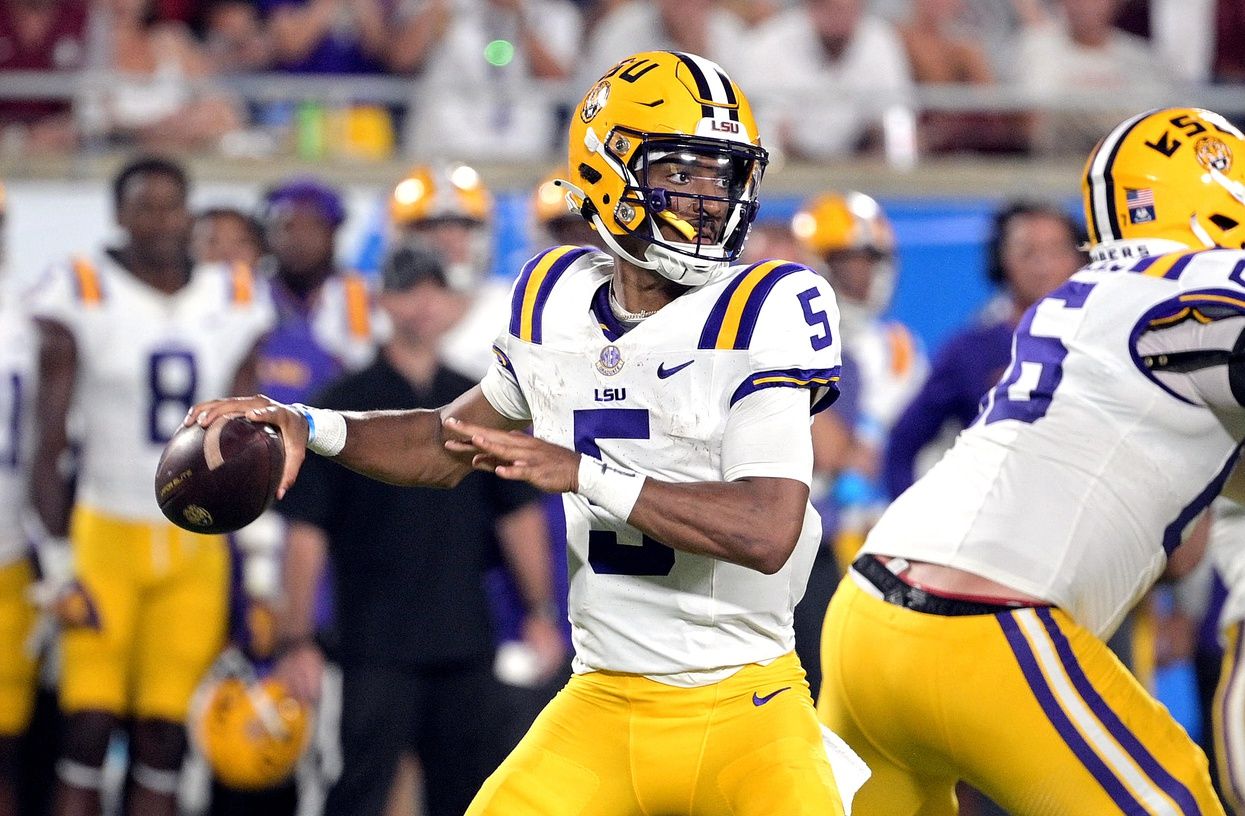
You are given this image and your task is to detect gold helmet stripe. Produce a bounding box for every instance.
[1086,110,1157,245]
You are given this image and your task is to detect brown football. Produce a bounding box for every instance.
[154,415,285,534]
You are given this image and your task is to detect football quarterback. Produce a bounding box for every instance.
[187,51,866,815]
[819,107,1245,815]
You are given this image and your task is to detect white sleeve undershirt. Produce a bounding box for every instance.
[720,387,815,486]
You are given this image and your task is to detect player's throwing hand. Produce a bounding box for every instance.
[186,396,309,499]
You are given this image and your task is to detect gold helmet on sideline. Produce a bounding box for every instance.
[190,649,312,790]
[389,163,493,229]
[1082,108,1245,252]
[793,191,897,316]
[564,50,768,285]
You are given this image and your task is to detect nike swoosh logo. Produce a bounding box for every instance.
[752,687,791,706]
[657,360,694,379]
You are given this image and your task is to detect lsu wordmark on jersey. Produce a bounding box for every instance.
[27,254,274,720]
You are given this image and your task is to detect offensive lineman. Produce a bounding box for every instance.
[188,51,863,814]
[28,157,274,816]
[818,107,1245,815]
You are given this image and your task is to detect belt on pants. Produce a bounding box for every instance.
[851,554,1051,617]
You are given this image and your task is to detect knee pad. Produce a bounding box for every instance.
[57,710,119,790]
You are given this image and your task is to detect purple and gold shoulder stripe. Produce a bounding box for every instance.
[699,260,806,351]
[491,344,518,383]
[730,366,841,414]
[508,245,595,344]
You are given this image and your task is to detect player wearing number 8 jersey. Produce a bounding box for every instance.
[187,51,865,814]
[818,107,1245,815]
[27,157,273,816]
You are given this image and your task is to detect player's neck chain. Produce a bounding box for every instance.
[609,282,658,323]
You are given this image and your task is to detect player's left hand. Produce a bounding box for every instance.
[443,417,580,493]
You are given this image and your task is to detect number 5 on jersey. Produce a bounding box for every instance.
[573,408,675,576]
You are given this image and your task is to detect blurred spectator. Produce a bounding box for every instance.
[735,0,914,160]
[99,0,244,150]
[393,0,581,160]
[1215,0,1245,83]
[261,0,395,74]
[191,206,265,268]
[1114,0,1218,85]
[896,0,1027,153]
[1007,0,1172,155]
[200,0,272,73]
[581,0,744,82]
[275,244,560,816]
[883,201,1084,498]
[0,0,88,154]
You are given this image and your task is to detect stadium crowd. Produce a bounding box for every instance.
[0,0,1243,159]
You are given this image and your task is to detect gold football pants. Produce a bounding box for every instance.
[468,651,845,815]
[819,576,1222,816]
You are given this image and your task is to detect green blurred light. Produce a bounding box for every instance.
[484,39,515,67]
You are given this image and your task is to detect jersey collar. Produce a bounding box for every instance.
[1089,238,1195,263]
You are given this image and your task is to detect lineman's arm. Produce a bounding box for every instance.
[29,319,76,536]
[186,385,527,499]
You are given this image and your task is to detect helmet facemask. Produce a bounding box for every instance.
[586,130,767,286]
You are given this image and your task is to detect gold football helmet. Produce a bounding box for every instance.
[565,51,768,285]
[190,650,312,790]
[793,191,896,316]
[1082,108,1245,251]
[389,163,493,228]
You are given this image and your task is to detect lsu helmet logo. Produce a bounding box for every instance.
[1195,137,1233,173]
[580,80,610,124]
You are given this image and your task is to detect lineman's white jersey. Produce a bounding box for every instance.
[864,242,1245,639]
[0,297,35,565]
[480,246,842,681]
[28,253,274,522]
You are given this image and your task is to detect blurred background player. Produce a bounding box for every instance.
[388,162,500,381]
[883,200,1085,498]
[273,245,561,816]
[0,179,40,816]
[207,176,382,816]
[531,171,601,250]
[191,206,266,270]
[787,190,927,697]
[25,156,274,816]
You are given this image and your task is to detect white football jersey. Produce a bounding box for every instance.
[0,297,36,565]
[864,243,1245,639]
[28,253,275,522]
[844,315,927,442]
[481,246,843,680]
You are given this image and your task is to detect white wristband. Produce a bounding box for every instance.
[293,404,347,457]
[576,455,645,522]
